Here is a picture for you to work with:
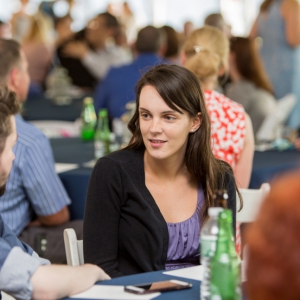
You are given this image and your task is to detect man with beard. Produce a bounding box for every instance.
[0,86,109,300]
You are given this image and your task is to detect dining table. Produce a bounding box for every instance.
[51,138,300,220]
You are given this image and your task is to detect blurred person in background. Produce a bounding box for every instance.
[54,14,74,47]
[0,39,82,264]
[22,11,54,90]
[250,0,300,130]
[10,0,32,42]
[204,13,231,38]
[246,170,300,300]
[181,26,254,189]
[226,37,276,136]
[0,20,11,39]
[160,25,180,64]
[118,2,137,45]
[94,26,166,121]
[57,12,131,90]
[0,85,110,300]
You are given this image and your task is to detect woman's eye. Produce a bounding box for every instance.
[165,115,175,121]
[140,113,150,118]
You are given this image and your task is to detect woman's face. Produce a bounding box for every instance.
[139,85,200,162]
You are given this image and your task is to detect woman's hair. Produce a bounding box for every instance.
[161,25,179,59]
[182,26,229,85]
[0,86,20,153]
[260,0,275,12]
[126,64,236,219]
[246,171,300,299]
[22,12,53,45]
[230,37,273,94]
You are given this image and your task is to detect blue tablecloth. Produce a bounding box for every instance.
[23,95,84,122]
[61,269,247,300]
[50,138,300,220]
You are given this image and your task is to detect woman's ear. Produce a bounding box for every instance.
[180,50,187,66]
[191,112,202,132]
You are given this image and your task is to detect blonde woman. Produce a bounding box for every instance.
[22,11,54,88]
[180,26,254,189]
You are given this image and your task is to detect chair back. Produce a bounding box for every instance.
[63,228,84,266]
[236,183,270,223]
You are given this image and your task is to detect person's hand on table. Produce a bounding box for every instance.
[62,41,89,59]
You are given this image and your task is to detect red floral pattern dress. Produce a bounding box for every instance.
[205,90,246,256]
[205,90,246,168]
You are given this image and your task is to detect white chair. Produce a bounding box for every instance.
[236,183,271,223]
[256,93,296,142]
[1,292,16,300]
[63,228,84,266]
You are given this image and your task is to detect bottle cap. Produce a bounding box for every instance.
[84,97,93,105]
[99,108,108,117]
[208,207,223,217]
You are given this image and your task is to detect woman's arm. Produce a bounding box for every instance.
[249,16,259,39]
[234,114,255,188]
[282,0,300,47]
[83,157,124,278]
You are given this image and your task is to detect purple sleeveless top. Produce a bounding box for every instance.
[165,185,204,270]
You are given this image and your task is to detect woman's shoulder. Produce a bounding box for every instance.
[96,148,144,167]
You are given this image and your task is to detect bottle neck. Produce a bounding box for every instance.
[215,210,236,256]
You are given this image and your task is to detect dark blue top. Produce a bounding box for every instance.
[94,53,166,119]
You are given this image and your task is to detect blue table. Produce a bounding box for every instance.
[23,95,84,122]
[62,269,247,300]
[50,138,300,220]
[62,269,200,300]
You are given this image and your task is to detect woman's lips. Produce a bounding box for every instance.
[148,139,166,148]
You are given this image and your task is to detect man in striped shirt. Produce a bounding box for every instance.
[0,38,82,263]
[0,85,110,300]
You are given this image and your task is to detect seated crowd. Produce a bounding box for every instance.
[1,0,300,298]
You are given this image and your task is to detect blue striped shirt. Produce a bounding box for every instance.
[0,115,71,235]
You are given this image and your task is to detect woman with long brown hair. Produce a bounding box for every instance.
[83,64,241,278]
[226,37,276,135]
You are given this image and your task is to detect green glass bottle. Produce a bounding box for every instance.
[81,97,97,141]
[94,109,111,160]
[210,209,242,300]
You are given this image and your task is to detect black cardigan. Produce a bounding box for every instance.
[83,148,236,278]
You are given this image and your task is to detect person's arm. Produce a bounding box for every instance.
[83,157,124,278]
[233,114,255,188]
[31,264,110,300]
[282,0,300,47]
[21,133,71,226]
[249,16,259,39]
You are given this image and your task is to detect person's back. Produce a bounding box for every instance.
[257,1,294,99]
[251,0,300,129]
[226,80,275,134]
[181,26,254,188]
[94,25,166,119]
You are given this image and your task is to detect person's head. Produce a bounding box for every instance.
[0,20,11,39]
[183,21,194,38]
[127,64,233,218]
[246,171,300,299]
[54,14,73,43]
[0,39,30,102]
[181,26,229,88]
[160,25,179,60]
[229,37,273,94]
[86,12,119,48]
[204,13,231,38]
[22,12,52,44]
[0,86,19,196]
[260,0,275,13]
[135,26,163,54]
